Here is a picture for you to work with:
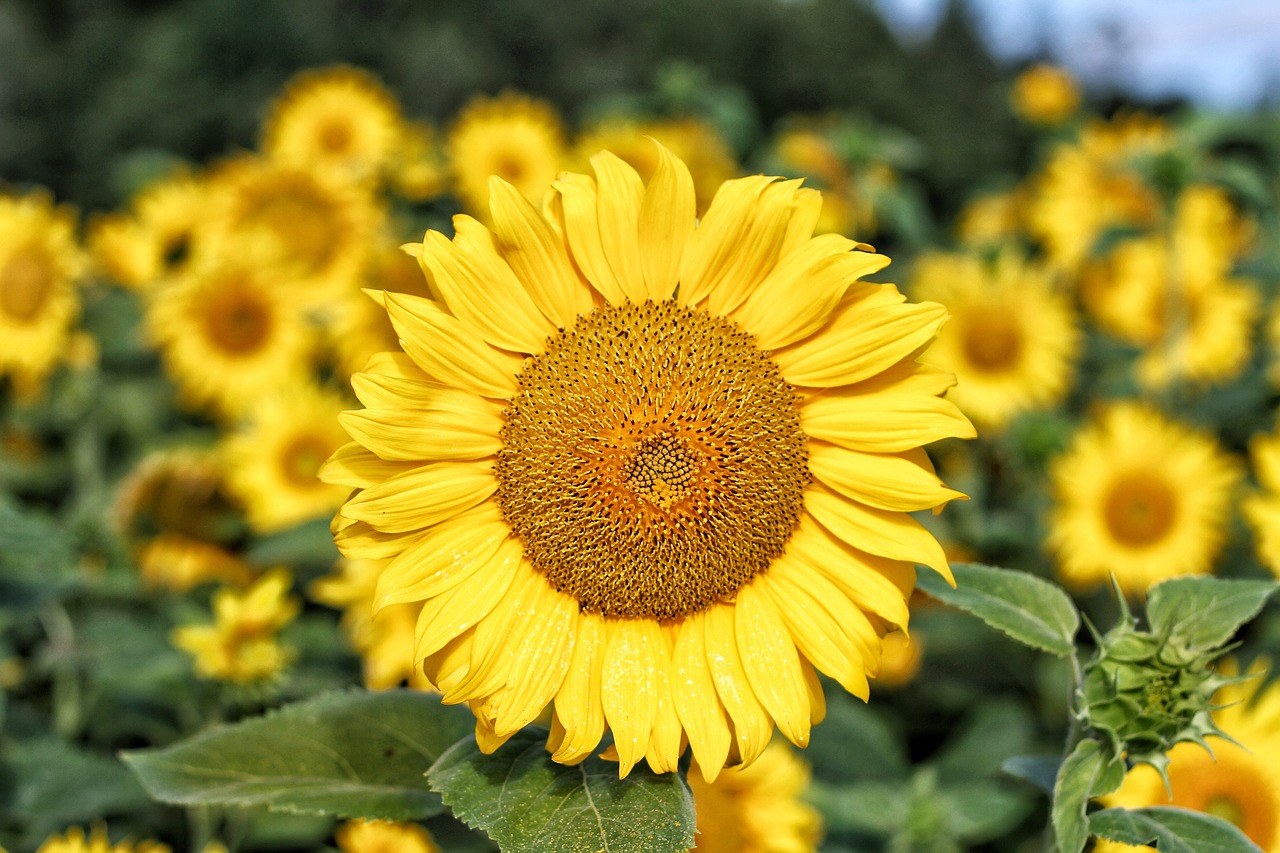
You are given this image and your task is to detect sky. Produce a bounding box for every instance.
[874,0,1280,109]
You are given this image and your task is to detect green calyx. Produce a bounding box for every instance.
[1079,616,1239,779]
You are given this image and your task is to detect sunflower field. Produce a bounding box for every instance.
[3,1,1280,852]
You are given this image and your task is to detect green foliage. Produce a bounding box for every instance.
[1091,806,1264,853]
[1051,738,1126,853]
[1145,577,1279,650]
[915,562,1080,657]
[122,690,473,820]
[428,730,695,853]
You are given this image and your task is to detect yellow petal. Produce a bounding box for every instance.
[488,177,594,328]
[808,442,966,512]
[703,601,773,767]
[453,562,538,701]
[355,348,431,381]
[672,611,732,783]
[423,628,474,696]
[805,484,952,581]
[342,460,495,534]
[332,519,418,560]
[789,513,924,626]
[339,397,502,462]
[414,538,522,664]
[493,578,577,736]
[774,300,947,387]
[733,238,890,350]
[780,186,823,254]
[638,141,695,301]
[800,656,827,725]
[801,364,976,452]
[644,627,685,774]
[417,223,552,354]
[349,371,447,409]
[678,175,776,307]
[601,619,660,777]
[706,179,804,317]
[320,441,417,488]
[734,582,811,748]
[550,610,608,765]
[383,292,520,398]
[552,172,626,304]
[470,697,518,754]
[756,564,872,699]
[372,502,510,609]
[590,151,647,303]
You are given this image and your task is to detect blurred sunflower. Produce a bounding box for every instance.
[0,189,86,399]
[688,738,822,852]
[205,155,381,307]
[262,65,405,185]
[310,557,431,690]
[911,250,1080,431]
[145,249,315,419]
[572,116,737,215]
[1048,402,1240,597]
[87,169,210,292]
[1083,185,1259,390]
[1096,659,1280,853]
[390,120,448,202]
[323,145,972,780]
[1243,426,1280,578]
[172,567,299,684]
[222,383,352,534]
[1027,113,1168,273]
[955,189,1024,247]
[1011,63,1080,126]
[334,819,439,853]
[113,449,252,592]
[36,825,170,853]
[446,91,566,217]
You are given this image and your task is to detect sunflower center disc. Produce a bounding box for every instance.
[1,247,53,323]
[495,300,809,620]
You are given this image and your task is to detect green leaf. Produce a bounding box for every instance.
[934,699,1035,784]
[1090,806,1263,853]
[1145,577,1278,651]
[808,780,905,835]
[806,688,909,783]
[428,729,695,853]
[944,782,1034,842]
[915,563,1080,657]
[0,494,78,609]
[121,689,473,819]
[1052,739,1124,853]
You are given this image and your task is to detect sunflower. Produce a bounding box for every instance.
[204,154,381,308]
[1243,426,1280,578]
[910,250,1080,431]
[1096,659,1280,853]
[1011,63,1080,126]
[335,819,439,853]
[87,169,210,292]
[262,65,405,185]
[222,383,352,533]
[310,557,431,690]
[322,145,972,780]
[390,120,448,202]
[0,189,86,399]
[955,189,1024,247]
[688,738,822,853]
[172,568,299,683]
[1026,114,1167,273]
[571,116,737,215]
[145,249,316,419]
[446,91,566,218]
[36,825,170,853]
[1082,184,1259,390]
[1047,402,1240,597]
[112,449,253,592]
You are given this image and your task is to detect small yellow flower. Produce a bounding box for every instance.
[688,738,822,852]
[222,383,352,533]
[446,91,566,218]
[1011,63,1080,125]
[172,568,299,683]
[335,819,440,853]
[36,825,169,853]
[1048,403,1240,597]
[872,630,923,689]
[262,65,405,185]
[0,189,87,399]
